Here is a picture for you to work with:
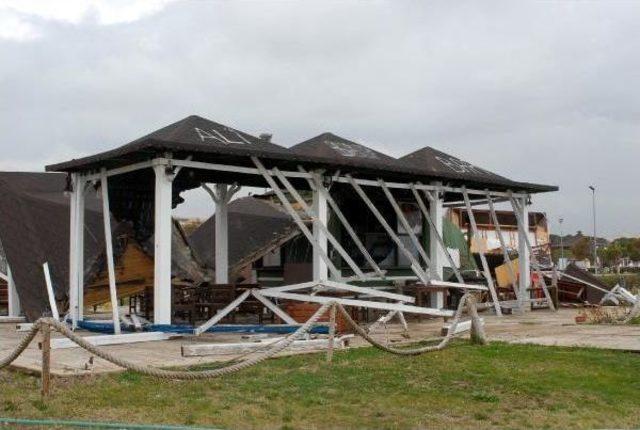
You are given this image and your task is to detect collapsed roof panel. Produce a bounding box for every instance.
[0,172,211,321]
[189,196,299,277]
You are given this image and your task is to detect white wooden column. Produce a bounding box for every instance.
[153,163,173,325]
[7,266,20,317]
[69,173,85,328]
[312,173,329,281]
[517,196,531,308]
[100,170,121,334]
[202,183,240,284]
[215,184,230,284]
[428,184,445,308]
[214,184,229,284]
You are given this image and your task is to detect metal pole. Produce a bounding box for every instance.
[589,186,597,274]
[559,217,564,269]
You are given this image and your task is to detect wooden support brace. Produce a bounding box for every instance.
[411,184,465,284]
[252,157,342,280]
[194,289,252,335]
[299,167,385,279]
[346,175,430,284]
[462,189,502,316]
[251,290,297,325]
[509,196,556,311]
[272,167,366,280]
[486,193,521,304]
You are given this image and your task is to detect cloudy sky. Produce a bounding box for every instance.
[0,0,638,238]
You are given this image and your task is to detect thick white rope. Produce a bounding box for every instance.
[0,294,483,378]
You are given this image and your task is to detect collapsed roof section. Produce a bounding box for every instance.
[0,172,104,320]
[0,172,211,321]
[189,196,299,278]
[46,114,558,194]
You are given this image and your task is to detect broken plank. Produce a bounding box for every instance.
[42,332,177,350]
[441,318,484,336]
[181,335,354,357]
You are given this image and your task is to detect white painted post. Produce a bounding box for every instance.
[428,185,445,309]
[68,174,85,328]
[153,162,173,325]
[7,266,20,317]
[42,262,59,320]
[215,184,229,284]
[517,196,531,310]
[313,173,329,281]
[100,171,121,334]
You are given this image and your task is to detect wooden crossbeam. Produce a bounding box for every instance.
[259,290,455,317]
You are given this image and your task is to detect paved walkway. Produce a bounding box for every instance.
[2,308,639,376]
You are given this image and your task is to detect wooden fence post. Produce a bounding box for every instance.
[327,303,336,363]
[468,294,487,345]
[41,323,51,397]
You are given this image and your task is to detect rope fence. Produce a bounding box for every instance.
[0,293,486,394]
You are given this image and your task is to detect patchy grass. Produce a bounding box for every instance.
[2,342,640,429]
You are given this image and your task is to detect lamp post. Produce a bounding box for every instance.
[559,217,564,269]
[588,186,597,274]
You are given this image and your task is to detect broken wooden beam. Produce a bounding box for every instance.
[181,335,354,357]
[41,331,178,350]
[441,318,484,336]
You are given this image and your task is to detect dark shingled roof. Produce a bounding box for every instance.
[0,172,105,321]
[46,115,292,173]
[46,114,557,194]
[290,132,404,171]
[400,146,513,185]
[189,196,299,277]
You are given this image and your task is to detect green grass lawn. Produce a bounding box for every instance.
[2,342,640,429]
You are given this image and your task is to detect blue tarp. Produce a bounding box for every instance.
[77,320,329,335]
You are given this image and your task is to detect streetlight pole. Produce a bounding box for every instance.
[589,186,597,274]
[559,217,564,269]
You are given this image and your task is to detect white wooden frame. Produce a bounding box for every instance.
[462,188,502,316]
[347,175,430,284]
[259,289,454,317]
[100,170,121,334]
[69,153,539,330]
[252,157,342,280]
[300,167,385,279]
[42,262,60,320]
[486,193,521,304]
[509,195,556,311]
[202,182,241,284]
[272,167,366,280]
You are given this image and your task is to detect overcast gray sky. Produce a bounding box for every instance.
[0,0,638,238]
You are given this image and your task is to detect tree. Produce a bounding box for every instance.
[598,244,622,268]
[571,237,591,261]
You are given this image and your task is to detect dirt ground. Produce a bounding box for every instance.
[2,307,639,376]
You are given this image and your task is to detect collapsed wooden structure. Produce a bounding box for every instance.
[0,172,211,323]
[45,115,558,333]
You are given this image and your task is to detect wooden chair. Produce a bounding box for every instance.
[172,285,197,324]
[195,284,237,322]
